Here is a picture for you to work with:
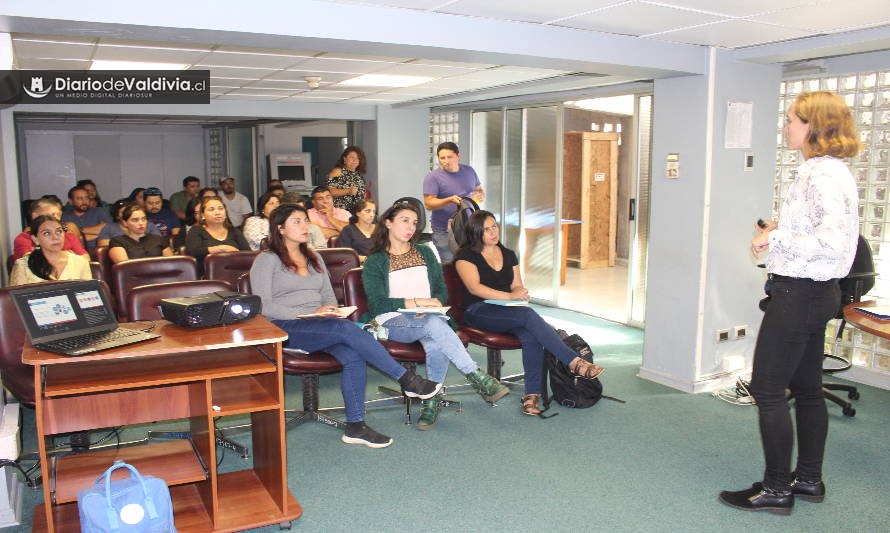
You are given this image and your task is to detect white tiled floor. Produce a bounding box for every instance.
[557,264,629,323]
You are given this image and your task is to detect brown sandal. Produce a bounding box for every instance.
[568,357,605,380]
[521,394,542,416]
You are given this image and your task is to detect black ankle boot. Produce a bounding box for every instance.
[719,484,793,515]
[752,476,826,503]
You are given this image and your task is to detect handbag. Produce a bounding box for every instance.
[77,460,176,532]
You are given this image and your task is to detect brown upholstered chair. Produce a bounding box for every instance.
[442,262,522,382]
[238,273,346,430]
[342,267,462,423]
[327,236,339,248]
[125,280,234,322]
[93,246,113,285]
[110,256,199,321]
[316,248,360,304]
[203,250,260,286]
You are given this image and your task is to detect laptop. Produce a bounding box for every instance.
[11,280,160,356]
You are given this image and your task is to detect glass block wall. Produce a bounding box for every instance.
[778,74,890,375]
[429,111,460,170]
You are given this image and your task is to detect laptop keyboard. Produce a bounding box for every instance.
[40,328,146,353]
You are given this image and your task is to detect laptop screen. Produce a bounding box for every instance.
[11,280,118,344]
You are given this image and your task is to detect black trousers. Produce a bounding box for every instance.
[750,276,840,488]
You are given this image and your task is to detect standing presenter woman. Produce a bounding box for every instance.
[719,91,861,514]
[249,204,441,448]
[454,211,604,416]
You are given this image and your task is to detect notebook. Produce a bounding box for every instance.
[11,280,160,356]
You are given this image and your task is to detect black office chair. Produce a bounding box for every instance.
[821,235,876,417]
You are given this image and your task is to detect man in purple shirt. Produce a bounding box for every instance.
[143,187,181,241]
[423,142,485,261]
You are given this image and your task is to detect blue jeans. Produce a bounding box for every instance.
[464,302,579,394]
[432,227,452,262]
[383,314,478,383]
[272,318,407,422]
[749,277,839,488]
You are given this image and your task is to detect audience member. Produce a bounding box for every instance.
[9,215,93,285]
[266,184,286,198]
[61,185,112,247]
[13,196,87,260]
[96,198,161,248]
[336,198,376,261]
[143,187,181,241]
[362,201,508,430]
[423,142,485,261]
[76,179,109,210]
[169,176,201,221]
[326,146,367,213]
[128,187,146,207]
[307,186,349,239]
[280,192,327,249]
[199,187,219,199]
[108,204,173,263]
[185,196,250,272]
[249,203,441,448]
[455,210,604,416]
[218,176,252,227]
[242,192,280,250]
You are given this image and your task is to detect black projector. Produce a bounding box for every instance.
[159,291,261,328]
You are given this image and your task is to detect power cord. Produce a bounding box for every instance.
[712,378,755,406]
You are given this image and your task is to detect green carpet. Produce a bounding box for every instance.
[12,307,890,532]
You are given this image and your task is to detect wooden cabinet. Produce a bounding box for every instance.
[23,317,302,532]
[562,131,619,268]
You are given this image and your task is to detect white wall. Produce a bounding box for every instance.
[641,49,781,392]
[372,105,430,210]
[18,123,205,202]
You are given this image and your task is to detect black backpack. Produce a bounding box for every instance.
[447,197,479,256]
[541,329,625,412]
[543,331,604,409]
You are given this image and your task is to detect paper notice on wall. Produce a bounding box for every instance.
[725,101,753,149]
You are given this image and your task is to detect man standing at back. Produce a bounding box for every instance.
[218,176,253,227]
[423,142,484,261]
[169,176,200,221]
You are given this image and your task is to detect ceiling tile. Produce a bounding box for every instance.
[290,57,395,74]
[16,58,92,70]
[201,50,309,69]
[651,19,813,48]
[750,0,890,33]
[192,66,279,78]
[269,71,355,83]
[92,44,210,64]
[13,38,95,61]
[649,0,813,17]
[557,2,725,36]
[375,63,478,77]
[437,0,616,23]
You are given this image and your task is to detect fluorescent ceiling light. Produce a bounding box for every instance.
[90,60,188,71]
[339,74,433,87]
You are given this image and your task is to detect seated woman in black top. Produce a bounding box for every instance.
[185,196,250,271]
[108,203,173,263]
[454,210,604,416]
[335,198,376,261]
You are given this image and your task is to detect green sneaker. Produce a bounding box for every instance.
[465,369,510,402]
[416,394,442,431]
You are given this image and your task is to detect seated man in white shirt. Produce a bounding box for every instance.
[218,176,253,227]
[307,186,350,238]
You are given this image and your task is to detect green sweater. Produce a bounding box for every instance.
[360,243,449,324]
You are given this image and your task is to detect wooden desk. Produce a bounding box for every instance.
[24,317,302,532]
[843,300,890,339]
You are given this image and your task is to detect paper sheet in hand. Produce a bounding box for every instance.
[397,306,450,315]
[297,306,357,319]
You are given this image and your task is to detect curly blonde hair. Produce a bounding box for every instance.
[791,91,861,159]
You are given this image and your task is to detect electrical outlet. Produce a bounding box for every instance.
[716,329,730,343]
[735,325,748,339]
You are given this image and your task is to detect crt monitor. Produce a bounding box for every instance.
[268,153,313,191]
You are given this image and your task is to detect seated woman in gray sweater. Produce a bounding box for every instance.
[249,203,441,449]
